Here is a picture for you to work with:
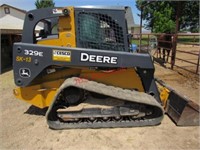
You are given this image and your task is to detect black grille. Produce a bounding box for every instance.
[77,12,125,51]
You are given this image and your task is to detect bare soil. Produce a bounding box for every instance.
[155,63,199,104]
[154,44,199,103]
[0,51,199,149]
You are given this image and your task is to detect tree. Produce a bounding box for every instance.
[35,0,55,9]
[152,2,175,33]
[180,1,199,32]
[136,0,199,33]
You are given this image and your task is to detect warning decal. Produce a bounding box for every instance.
[53,50,71,62]
[52,9,63,14]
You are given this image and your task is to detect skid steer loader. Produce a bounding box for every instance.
[13,6,199,129]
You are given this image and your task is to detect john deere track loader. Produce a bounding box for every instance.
[13,6,199,129]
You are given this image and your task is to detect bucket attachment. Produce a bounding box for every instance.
[166,91,199,126]
[156,78,200,126]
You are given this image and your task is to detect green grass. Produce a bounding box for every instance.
[131,35,199,45]
[177,36,199,43]
[131,39,148,45]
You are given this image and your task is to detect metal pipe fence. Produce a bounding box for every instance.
[131,33,200,75]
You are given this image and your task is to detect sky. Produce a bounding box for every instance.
[0,0,141,24]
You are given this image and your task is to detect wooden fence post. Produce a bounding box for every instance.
[171,2,181,69]
[196,51,200,74]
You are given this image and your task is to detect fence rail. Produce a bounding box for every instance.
[132,33,200,75]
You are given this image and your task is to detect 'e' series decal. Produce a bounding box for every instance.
[80,53,118,64]
[24,49,43,57]
[53,50,71,62]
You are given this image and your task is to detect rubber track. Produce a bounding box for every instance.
[46,77,164,129]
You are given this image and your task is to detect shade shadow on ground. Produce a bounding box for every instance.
[24,105,48,116]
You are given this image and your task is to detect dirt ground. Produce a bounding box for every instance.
[153,44,199,103]
[0,60,199,149]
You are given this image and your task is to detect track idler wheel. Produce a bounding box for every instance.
[63,87,85,106]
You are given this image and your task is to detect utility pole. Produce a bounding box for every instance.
[139,7,143,52]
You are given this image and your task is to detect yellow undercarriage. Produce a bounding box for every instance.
[14,68,145,108]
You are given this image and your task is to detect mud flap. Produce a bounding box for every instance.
[166,91,200,126]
